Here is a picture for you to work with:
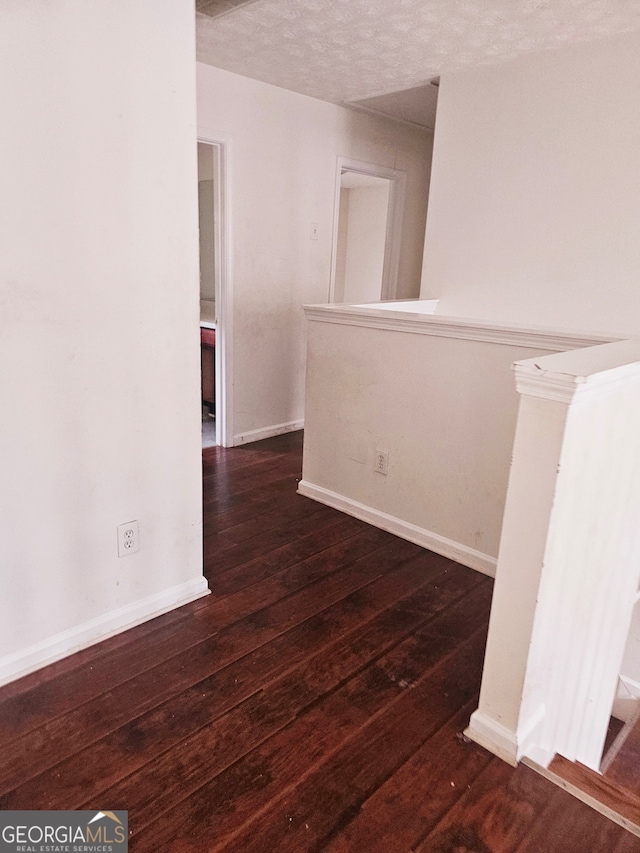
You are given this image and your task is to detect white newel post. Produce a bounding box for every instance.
[467,339,640,770]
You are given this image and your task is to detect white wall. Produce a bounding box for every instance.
[299,309,608,576]
[421,29,640,339]
[421,28,640,736]
[300,321,526,573]
[342,184,390,304]
[0,0,206,684]
[196,62,433,443]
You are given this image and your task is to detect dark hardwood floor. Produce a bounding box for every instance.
[1,431,638,852]
[544,704,640,836]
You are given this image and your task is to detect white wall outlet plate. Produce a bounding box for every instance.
[117,520,140,557]
[374,449,389,475]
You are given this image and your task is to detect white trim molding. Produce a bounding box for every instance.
[234,419,304,446]
[472,333,640,776]
[466,685,552,769]
[464,710,519,767]
[297,480,496,578]
[304,303,618,352]
[0,577,210,688]
[515,338,640,403]
[328,157,406,303]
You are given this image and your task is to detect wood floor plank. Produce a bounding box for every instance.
[514,784,637,852]
[203,489,322,537]
[0,606,189,704]
[201,433,301,494]
[201,433,303,477]
[547,755,640,829]
[0,431,627,853]
[202,496,323,548]
[321,698,493,853]
[203,474,297,517]
[207,514,367,598]
[202,444,294,477]
[203,468,299,505]
[0,614,228,746]
[203,504,379,576]
[121,585,492,850]
[205,483,327,526]
[203,438,299,473]
[203,456,302,502]
[218,498,334,545]
[201,529,405,627]
[613,830,640,852]
[0,525,393,747]
[414,761,552,853]
[210,629,490,853]
[66,573,486,829]
[0,542,447,801]
[202,495,276,531]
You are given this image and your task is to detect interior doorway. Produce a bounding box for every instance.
[197,132,233,447]
[197,142,217,447]
[329,157,406,304]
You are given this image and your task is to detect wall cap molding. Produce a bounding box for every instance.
[304,304,618,352]
[515,338,640,403]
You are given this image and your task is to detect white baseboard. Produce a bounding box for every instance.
[234,419,304,446]
[0,576,210,688]
[465,709,519,766]
[516,703,554,767]
[297,480,497,578]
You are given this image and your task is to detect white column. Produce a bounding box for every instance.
[467,339,640,769]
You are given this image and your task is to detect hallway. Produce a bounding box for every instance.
[0,433,637,851]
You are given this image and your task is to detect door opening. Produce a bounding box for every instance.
[198,142,217,447]
[329,157,406,304]
[197,133,233,447]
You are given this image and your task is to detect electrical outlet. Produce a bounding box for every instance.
[117,520,140,557]
[374,450,389,475]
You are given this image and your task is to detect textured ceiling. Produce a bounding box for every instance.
[197,0,640,108]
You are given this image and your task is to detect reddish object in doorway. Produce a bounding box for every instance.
[200,328,216,413]
[200,327,216,347]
